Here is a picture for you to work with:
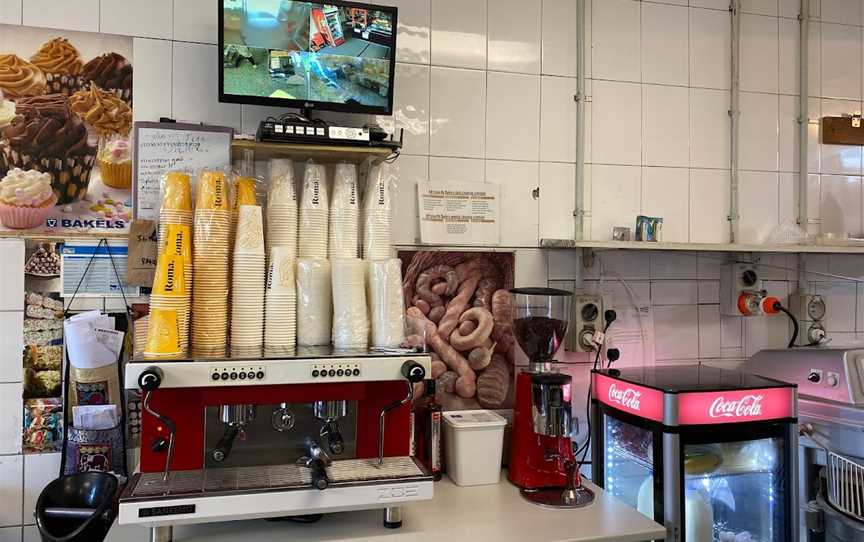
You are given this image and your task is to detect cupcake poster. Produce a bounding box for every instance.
[0,25,133,234]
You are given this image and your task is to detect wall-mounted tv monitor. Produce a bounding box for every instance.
[219,0,398,116]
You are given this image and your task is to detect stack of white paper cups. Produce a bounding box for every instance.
[296,258,332,346]
[299,162,329,258]
[191,170,231,358]
[230,205,266,355]
[264,246,297,351]
[267,158,298,256]
[329,162,359,258]
[362,163,393,259]
[367,258,406,348]
[331,258,369,349]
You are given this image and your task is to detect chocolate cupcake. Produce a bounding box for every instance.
[81,53,132,106]
[29,38,83,95]
[0,55,46,99]
[0,94,96,204]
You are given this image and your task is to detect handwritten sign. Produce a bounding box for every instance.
[125,219,158,287]
[133,122,233,220]
[418,181,500,245]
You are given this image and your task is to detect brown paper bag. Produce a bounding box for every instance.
[125,219,158,287]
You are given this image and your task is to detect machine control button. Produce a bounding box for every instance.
[337,369,344,376]
[239,372,247,380]
[808,371,821,383]
[221,372,229,380]
[247,371,256,380]
[230,372,238,380]
[257,371,265,379]
[211,373,220,381]
[352,368,360,376]
[826,373,840,387]
[328,369,336,377]
[312,370,320,377]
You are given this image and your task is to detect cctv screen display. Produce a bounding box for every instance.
[220,0,397,114]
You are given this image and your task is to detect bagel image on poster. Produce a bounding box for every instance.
[398,250,516,412]
[0,25,133,234]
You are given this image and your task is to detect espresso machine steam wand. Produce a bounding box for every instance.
[378,361,427,465]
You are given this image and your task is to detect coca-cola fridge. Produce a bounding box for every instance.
[590,366,798,542]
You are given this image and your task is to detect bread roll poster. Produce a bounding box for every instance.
[399,251,516,411]
[0,25,133,234]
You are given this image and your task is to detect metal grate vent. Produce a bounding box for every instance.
[129,457,423,498]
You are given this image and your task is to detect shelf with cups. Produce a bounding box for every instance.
[231,140,395,163]
[540,239,864,254]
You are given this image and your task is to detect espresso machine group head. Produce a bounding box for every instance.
[507,288,595,508]
[119,351,433,542]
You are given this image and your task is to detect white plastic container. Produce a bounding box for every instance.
[442,410,507,486]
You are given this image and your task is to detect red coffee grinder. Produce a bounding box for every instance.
[507,288,594,508]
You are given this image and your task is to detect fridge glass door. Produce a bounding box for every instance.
[683,437,786,542]
[604,416,655,519]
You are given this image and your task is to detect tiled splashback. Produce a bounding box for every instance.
[2,0,864,538]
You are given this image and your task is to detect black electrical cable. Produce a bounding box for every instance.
[773,302,799,348]
[574,311,618,469]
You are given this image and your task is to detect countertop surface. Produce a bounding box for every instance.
[106,475,666,542]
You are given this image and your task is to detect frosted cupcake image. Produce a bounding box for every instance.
[29,38,83,95]
[1,94,96,204]
[80,52,132,105]
[98,136,131,189]
[0,168,57,229]
[0,55,46,99]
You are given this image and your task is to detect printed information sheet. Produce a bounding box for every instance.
[418,181,500,245]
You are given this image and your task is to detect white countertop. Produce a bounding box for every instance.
[106,475,665,542]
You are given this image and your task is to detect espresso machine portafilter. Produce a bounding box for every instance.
[211,405,257,463]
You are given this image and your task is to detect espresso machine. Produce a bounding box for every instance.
[119,349,432,541]
[507,287,594,508]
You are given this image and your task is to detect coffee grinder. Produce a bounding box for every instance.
[507,287,594,508]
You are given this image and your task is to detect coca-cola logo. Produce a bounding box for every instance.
[709,395,764,418]
[608,383,642,411]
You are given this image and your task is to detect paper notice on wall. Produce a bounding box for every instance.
[133,122,233,221]
[417,181,500,245]
[61,240,140,298]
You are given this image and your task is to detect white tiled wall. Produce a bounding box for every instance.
[4,0,864,530]
[584,0,864,244]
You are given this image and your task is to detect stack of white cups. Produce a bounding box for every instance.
[267,158,298,256]
[362,163,393,259]
[331,258,369,349]
[299,162,329,258]
[328,163,359,258]
[231,205,266,354]
[296,258,332,346]
[264,246,297,352]
[367,258,406,348]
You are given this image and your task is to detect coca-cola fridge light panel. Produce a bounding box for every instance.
[591,366,798,542]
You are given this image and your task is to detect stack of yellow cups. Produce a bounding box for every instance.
[145,253,187,359]
[192,170,231,358]
[158,172,193,255]
[162,223,193,353]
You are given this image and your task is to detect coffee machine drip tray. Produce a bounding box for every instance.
[126,456,428,499]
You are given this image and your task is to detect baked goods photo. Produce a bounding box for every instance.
[29,37,83,95]
[0,54,46,99]
[70,82,132,138]
[80,52,132,105]
[0,167,57,229]
[0,92,14,129]
[24,243,61,276]
[0,94,97,204]
[97,135,131,189]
